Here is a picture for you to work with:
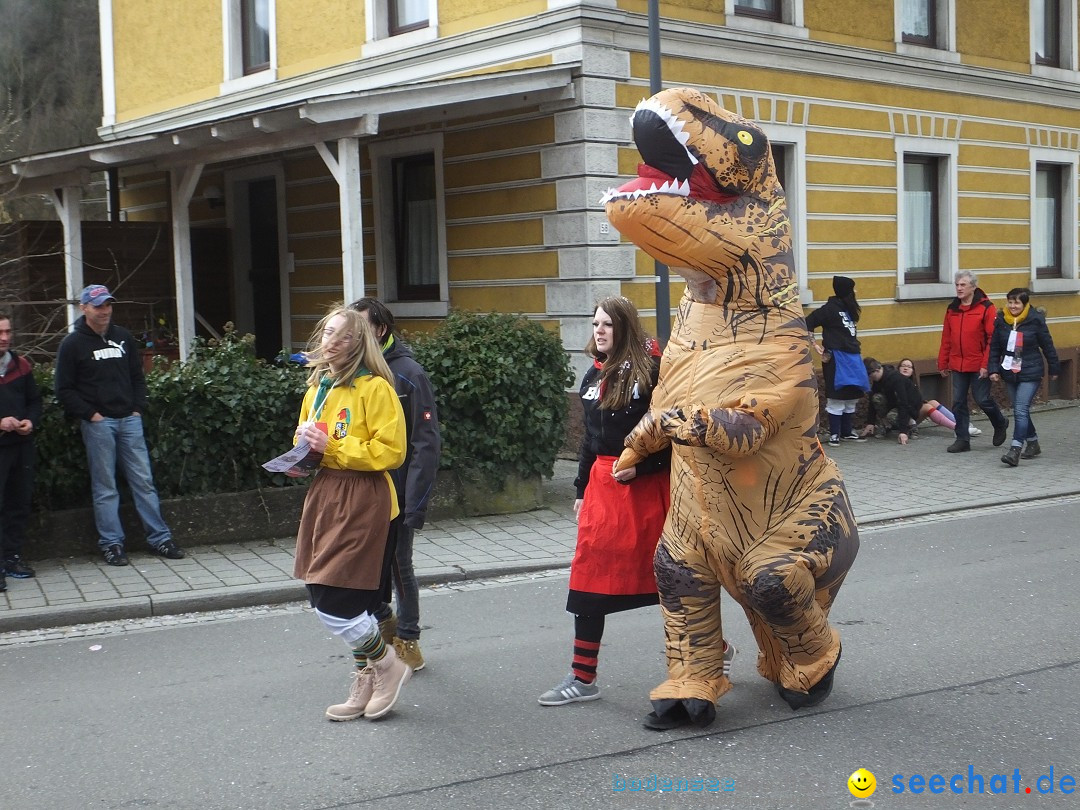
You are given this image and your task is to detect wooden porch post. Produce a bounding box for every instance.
[47,186,84,329]
[170,164,203,361]
[315,138,364,304]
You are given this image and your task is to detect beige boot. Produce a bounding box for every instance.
[393,637,426,671]
[378,614,398,644]
[365,645,413,720]
[325,667,374,721]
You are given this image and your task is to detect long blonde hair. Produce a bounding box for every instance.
[585,296,655,411]
[304,305,393,388]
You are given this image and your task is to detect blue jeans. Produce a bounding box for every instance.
[1003,379,1040,447]
[374,520,421,639]
[80,416,171,551]
[950,372,1007,441]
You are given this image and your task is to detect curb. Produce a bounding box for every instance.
[0,561,575,634]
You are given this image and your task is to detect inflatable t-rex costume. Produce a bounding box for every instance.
[602,88,860,729]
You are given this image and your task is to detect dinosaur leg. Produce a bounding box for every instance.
[645,537,731,730]
[731,480,859,708]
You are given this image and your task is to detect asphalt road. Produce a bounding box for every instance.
[1,498,1078,810]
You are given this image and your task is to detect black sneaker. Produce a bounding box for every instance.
[3,557,35,579]
[153,541,185,560]
[946,440,970,453]
[103,544,129,566]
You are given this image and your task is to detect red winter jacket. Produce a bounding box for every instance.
[937,288,996,373]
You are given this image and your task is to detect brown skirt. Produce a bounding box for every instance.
[293,468,391,590]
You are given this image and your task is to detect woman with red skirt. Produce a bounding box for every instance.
[538,296,673,706]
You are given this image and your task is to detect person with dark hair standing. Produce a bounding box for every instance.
[290,305,409,721]
[538,297,730,707]
[0,314,41,589]
[350,297,441,672]
[805,276,869,447]
[989,288,1060,467]
[54,285,184,566]
[937,270,1009,453]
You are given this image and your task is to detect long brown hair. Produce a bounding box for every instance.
[304,305,393,389]
[585,296,655,411]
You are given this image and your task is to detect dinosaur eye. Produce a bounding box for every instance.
[737,130,754,146]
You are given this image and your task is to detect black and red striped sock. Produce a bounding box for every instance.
[571,614,605,684]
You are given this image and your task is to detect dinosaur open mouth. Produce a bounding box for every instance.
[600,97,738,205]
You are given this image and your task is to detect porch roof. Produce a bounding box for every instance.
[0,64,576,198]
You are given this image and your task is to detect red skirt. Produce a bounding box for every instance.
[567,456,669,615]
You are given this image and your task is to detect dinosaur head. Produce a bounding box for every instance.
[602,88,792,301]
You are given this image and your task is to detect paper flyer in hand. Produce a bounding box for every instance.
[262,422,326,473]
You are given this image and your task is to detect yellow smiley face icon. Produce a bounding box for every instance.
[847,768,876,798]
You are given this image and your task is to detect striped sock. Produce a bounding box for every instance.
[572,639,601,684]
[352,630,386,665]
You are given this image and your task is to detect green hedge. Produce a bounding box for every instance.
[32,328,308,511]
[409,310,574,486]
[30,312,574,510]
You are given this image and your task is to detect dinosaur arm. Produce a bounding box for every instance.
[659,403,770,457]
[614,408,671,472]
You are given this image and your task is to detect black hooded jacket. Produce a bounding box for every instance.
[54,316,147,421]
[382,336,441,530]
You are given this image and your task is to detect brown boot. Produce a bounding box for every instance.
[378,614,398,644]
[325,666,374,721]
[365,645,413,720]
[393,637,426,671]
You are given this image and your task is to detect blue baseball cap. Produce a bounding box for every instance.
[80,285,116,306]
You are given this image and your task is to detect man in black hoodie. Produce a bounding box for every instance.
[54,285,184,566]
[0,314,42,590]
[351,298,441,672]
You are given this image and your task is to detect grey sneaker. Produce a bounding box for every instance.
[538,672,600,706]
[723,641,737,678]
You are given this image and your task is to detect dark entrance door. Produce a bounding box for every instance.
[246,177,282,360]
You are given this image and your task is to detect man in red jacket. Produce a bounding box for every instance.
[937,270,1008,453]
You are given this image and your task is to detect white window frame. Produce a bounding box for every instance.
[894,0,959,63]
[895,137,958,301]
[724,0,808,39]
[761,123,809,303]
[369,133,449,317]
[221,0,277,94]
[1031,0,1078,76]
[362,0,438,57]
[1029,148,1080,293]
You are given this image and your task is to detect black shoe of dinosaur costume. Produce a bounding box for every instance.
[642,698,716,731]
[777,646,842,711]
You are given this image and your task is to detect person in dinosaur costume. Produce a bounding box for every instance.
[602,87,860,730]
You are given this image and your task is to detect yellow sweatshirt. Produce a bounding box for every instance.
[297,372,407,519]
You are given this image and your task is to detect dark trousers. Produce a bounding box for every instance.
[374,516,422,639]
[951,371,1006,441]
[0,440,35,560]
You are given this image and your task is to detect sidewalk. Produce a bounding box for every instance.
[2,403,1077,634]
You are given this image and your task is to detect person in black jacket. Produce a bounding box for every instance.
[989,288,1060,467]
[862,358,956,445]
[53,285,184,566]
[538,296,733,707]
[351,298,441,672]
[805,276,869,447]
[0,314,42,589]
